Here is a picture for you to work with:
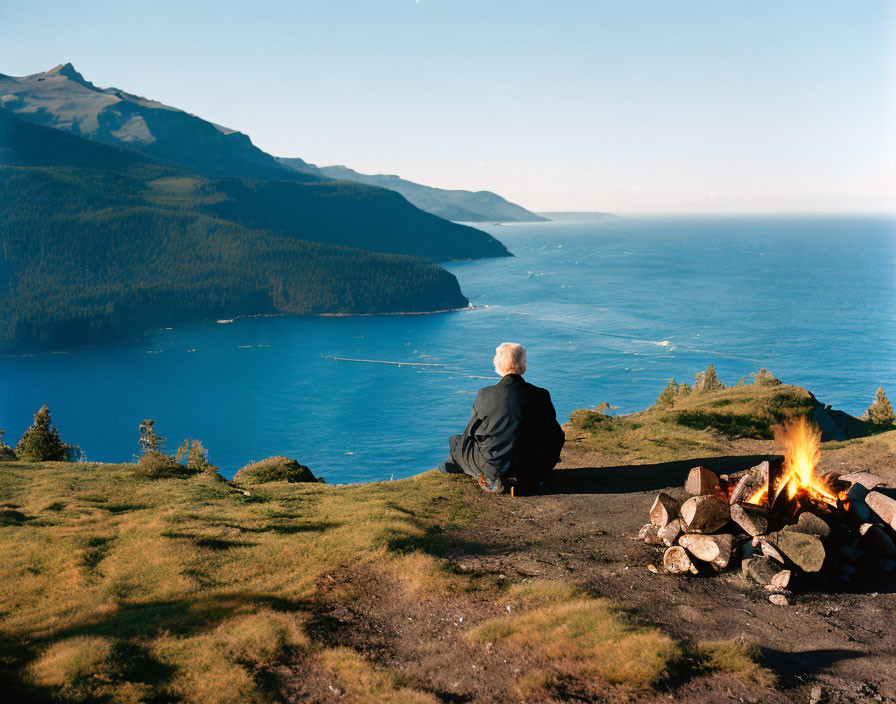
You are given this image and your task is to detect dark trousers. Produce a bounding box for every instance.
[442,433,555,491]
[443,433,485,478]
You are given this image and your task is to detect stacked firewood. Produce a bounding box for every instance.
[640,463,896,600]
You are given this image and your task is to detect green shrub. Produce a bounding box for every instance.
[0,429,15,460]
[654,379,678,408]
[16,405,68,462]
[767,392,814,418]
[233,456,317,484]
[864,387,895,426]
[695,364,725,393]
[671,410,774,439]
[175,438,221,477]
[136,451,186,478]
[570,409,616,432]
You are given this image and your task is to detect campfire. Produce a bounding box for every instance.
[640,418,896,602]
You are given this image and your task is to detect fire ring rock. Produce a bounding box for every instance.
[768,531,826,573]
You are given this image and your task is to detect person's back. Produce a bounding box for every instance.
[439,342,564,494]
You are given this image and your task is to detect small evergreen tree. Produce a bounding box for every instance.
[176,438,217,474]
[16,405,68,462]
[138,419,165,454]
[699,364,725,392]
[864,387,895,426]
[0,428,15,460]
[654,379,678,408]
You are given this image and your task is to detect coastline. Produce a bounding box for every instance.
[226,305,472,322]
[315,304,472,318]
[0,306,474,356]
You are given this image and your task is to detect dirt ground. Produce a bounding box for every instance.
[275,434,896,704]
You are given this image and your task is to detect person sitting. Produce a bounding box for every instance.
[439,342,565,494]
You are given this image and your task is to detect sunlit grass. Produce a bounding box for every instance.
[0,460,472,702]
[697,639,775,685]
[568,383,817,463]
[320,648,438,704]
[469,597,682,688]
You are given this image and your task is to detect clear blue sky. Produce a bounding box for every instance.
[2,1,894,214]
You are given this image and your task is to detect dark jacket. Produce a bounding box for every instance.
[449,374,565,482]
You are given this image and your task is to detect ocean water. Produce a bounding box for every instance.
[1,216,894,482]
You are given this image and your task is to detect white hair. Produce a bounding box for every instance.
[493,342,527,377]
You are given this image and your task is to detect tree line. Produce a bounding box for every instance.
[0,166,467,350]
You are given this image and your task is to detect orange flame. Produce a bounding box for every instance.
[775,417,836,504]
[745,483,766,506]
[744,417,836,507]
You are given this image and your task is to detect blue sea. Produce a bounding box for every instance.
[1,216,894,482]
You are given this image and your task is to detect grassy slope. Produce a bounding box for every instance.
[566,381,878,465]
[0,461,768,703]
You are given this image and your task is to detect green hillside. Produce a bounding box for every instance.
[0,113,484,350]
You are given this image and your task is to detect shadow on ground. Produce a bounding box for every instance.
[544,454,783,495]
[761,647,865,679]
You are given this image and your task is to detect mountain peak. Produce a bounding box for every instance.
[41,63,95,88]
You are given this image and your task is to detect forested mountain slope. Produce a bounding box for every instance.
[0,114,469,350]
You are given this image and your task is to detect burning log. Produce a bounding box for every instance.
[685,466,720,496]
[767,531,826,573]
[729,460,769,504]
[678,533,734,569]
[663,545,697,574]
[865,490,896,532]
[680,495,730,534]
[730,503,769,536]
[649,492,680,527]
[641,417,890,591]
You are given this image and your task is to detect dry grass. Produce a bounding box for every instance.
[568,382,817,463]
[820,430,896,474]
[319,648,438,704]
[697,639,775,685]
[469,597,682,688]
[0,460,473,702]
